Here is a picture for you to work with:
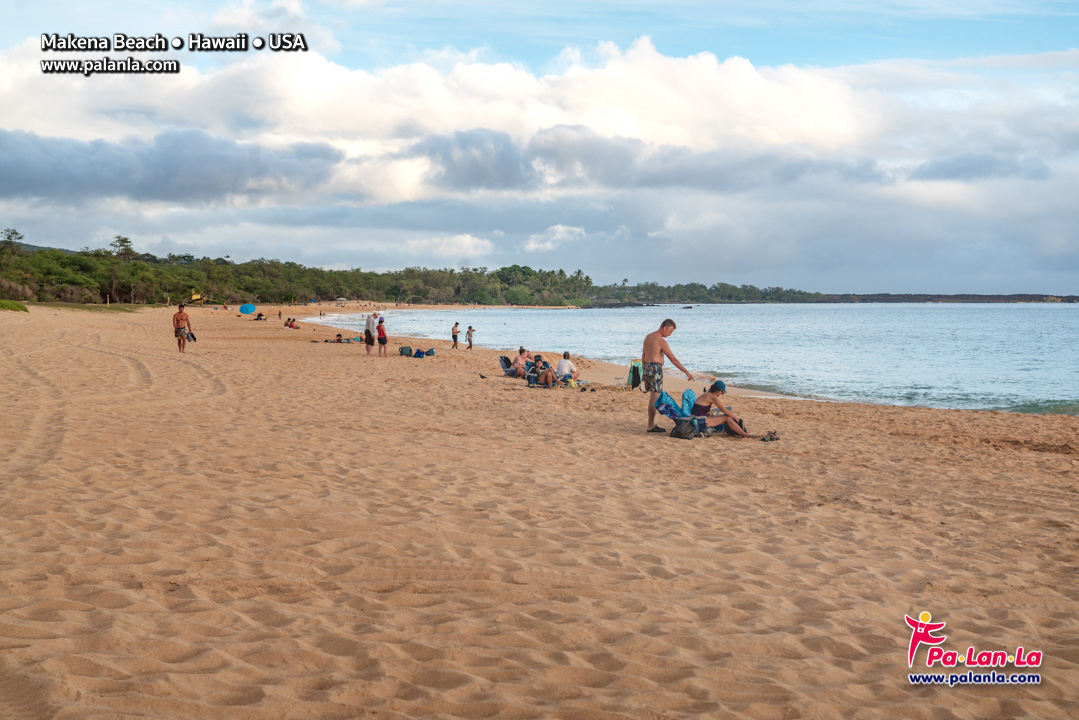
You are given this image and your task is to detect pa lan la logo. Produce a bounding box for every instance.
[905,611,1042,669]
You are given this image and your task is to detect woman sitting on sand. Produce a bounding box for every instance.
[531,355,561,387]
[691,381,770,439]
[511,348,531,378]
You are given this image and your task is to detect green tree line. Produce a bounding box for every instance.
[0,229,838,306]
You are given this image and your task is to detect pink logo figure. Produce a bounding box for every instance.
[905,611,947,668]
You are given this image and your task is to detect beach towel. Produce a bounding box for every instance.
[680,388,697,417]
[653,391,684,423]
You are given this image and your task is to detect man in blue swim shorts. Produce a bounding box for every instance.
[641,318,694,433]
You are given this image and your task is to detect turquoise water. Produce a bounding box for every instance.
[309,304,1079,414]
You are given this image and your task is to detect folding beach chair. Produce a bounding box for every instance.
[654,390,711,435]
[498,356,517,377]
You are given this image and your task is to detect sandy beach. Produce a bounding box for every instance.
[1,304,1077,719]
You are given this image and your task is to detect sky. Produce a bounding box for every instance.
[2,1,1078,293]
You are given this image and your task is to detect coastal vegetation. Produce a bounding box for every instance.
[2,231,1075,306]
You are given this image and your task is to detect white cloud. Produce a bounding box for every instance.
[524,224,587,251]
[405,233,494,257]
[4,28,1078,291]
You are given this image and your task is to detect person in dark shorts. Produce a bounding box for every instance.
[641,318,693,433]
[364,311,378,355]
[376,317,388,356]
[452,322,459,349]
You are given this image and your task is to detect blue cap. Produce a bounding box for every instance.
[709,380,726,393]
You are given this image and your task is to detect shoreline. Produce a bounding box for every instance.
[298,306,789,401]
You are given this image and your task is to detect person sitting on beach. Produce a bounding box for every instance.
[556,351,579,382]
[691,381,763,439]
[284,317,292,327]
[511,348,530,378]
[532,355,561,387]
[330,333,351,343]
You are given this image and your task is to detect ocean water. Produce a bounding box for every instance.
[309,303,1079,415]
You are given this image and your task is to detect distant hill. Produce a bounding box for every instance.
[17,242,75,255]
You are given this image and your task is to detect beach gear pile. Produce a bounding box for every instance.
[398,346,435,357]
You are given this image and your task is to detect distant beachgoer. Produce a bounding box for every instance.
[284,317,291,327]
[377,317,388,356]
[365,311,378,355]
[452,322,460,349]
[278,310,282,320]
[173,303,192,353]
[690,381,763,438]
[642,319,693,433]
[556,351,579,381]
[466,325,474,349]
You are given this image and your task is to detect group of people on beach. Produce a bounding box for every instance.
[451,322,474,350]
[364,312,388,356]
[171,305,766,439]
[642,318,763,439]
[507,348,581,387]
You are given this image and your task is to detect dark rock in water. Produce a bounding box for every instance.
[588,300,647,309]
[682,305,693,309]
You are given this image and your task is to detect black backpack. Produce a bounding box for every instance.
[670,419,696,439]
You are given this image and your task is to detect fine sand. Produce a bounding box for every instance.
[1,304,1077,719]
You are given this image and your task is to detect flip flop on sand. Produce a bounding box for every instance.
[761,430,780,442]
[647,426,667,433]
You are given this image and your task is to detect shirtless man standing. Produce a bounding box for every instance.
[173,303,193,354]
[642,318,693,433]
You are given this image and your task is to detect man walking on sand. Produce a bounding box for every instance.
[452,322,460,349]
[173,303,193,354]
[643,318,693,433]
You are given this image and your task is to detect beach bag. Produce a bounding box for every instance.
[680,388,697,417]
[670,419,696,440]
[653,391,683,423]
[399,346,412,356]
[425,348,435,356]
[629,363,642,389]
[413,349,425,358]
